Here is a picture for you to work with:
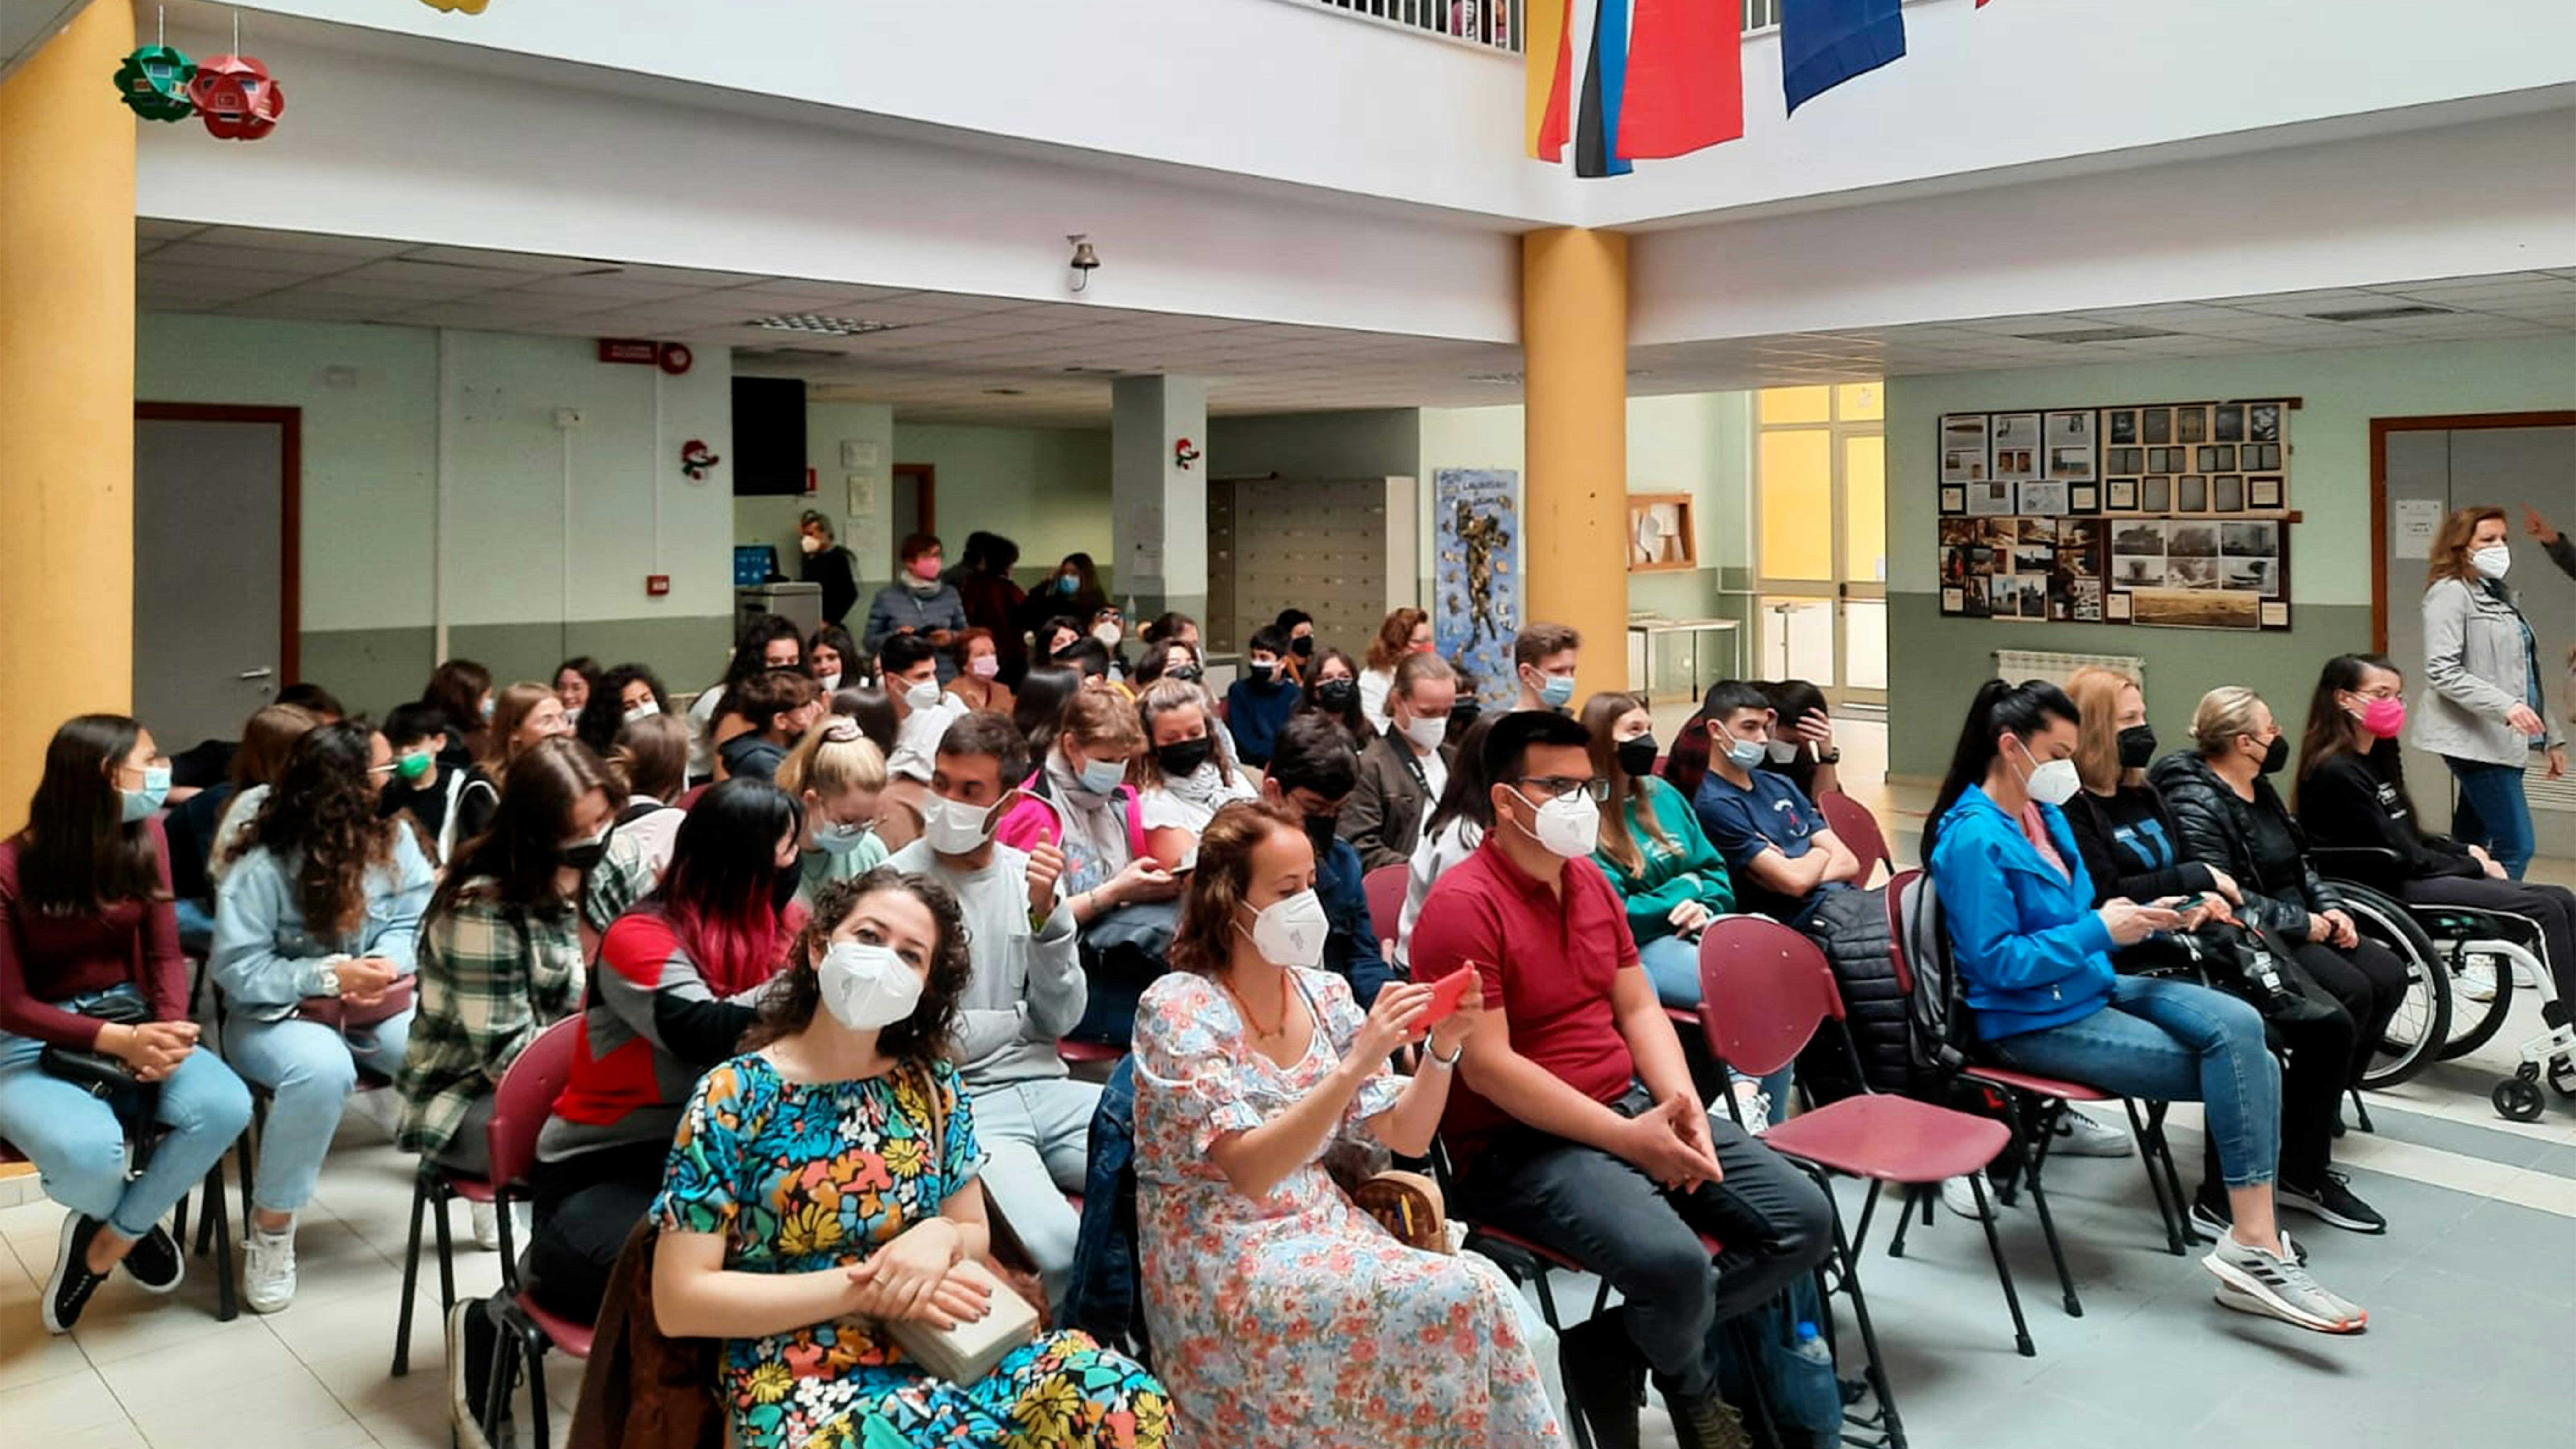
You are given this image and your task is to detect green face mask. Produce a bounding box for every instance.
[394,750,433,783]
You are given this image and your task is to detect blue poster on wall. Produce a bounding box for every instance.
[1433,468,1521,708]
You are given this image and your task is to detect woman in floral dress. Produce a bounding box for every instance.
[1131,799,1566,1449]
[653,868,1168,1449]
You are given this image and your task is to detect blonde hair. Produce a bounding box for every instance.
[1059,687,1145,757]
[1133,677,1233,786]
[2425,506,2506,589]
[489,681,557,767]
[777,714,887,800]
[2190,686,2269,755]
[2064,666,2142,795]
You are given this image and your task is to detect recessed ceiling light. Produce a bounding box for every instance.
[2006,325,2181,344]
[2305,303,2456,323]
[751,314,906,336]
[983,387,1026,396]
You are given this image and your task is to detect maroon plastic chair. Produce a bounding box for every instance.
[1058,1038,1128,1068]
[1362,863,1409,951]
[1816,791,1893,889]
[477,1018,590,1449]
[391,1150,499,1375]
[1696,913,2035,1412]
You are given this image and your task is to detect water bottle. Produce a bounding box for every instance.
[1783,1320,1842,1436]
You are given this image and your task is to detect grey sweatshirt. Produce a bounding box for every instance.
[885,838,1085,1086]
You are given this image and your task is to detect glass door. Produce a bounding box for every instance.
[1754,383,1886,706]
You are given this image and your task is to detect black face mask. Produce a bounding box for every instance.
[1303,814,1339,862]
[1156,738,1215,778]
[2255,734,2289,776]
[1615,735,1660,780]
[559,838,610,874]
[2116,724,2157,771]
[377,791,411,820]
[772,868,802,914]
[1291,636,1315,658]
[1317,678,1357,711]
[1169,664,1204,684]
[1449,701,1482,733]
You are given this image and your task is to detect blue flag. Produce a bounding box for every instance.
[1575,0,1635,177]
[1782,0,1906,114]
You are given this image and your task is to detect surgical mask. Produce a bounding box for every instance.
[2014,741,2082,807]
[559,827,611,874]
[799,534,824,556]
[1056,573,1080,595]
[1722,736,1768,771]
[902,679,941,714]
[121,765,172,824]
[1765,739,1801,765]
[814,819,874,856]
[1092,623,1123,648]
[2472,545,2512,580]
[921,793,998,855]
[1615,735,1659,779]
[2116,724,2158,770]
[1236,889,1330,969]
[394,749,434,783]
[2353,696,2407,740]
[1291,636,1314,658]
[1074,753,1126,796]
[479,696,496,722]
[817,940,924,1030]
[969,655,1000,680]
[1535,673,1575,710]
[1512,786,1599,859]
[622,699,660,724]
[1398,712,1448,755]
[2254,734,2289,776]
[1155,738,1214,778]
[816,672,841,694]
[1316,678,1357,711]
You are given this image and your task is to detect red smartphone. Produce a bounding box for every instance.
[1419,963,1480,1029]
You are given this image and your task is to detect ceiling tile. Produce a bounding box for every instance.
[195,227,411,258]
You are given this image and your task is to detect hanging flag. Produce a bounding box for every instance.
[1526,0,1576,162]
[1575,0,1634,178]
[1618,0,1742,160]
[1781,0,1906,115]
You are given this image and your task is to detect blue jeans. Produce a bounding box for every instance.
[222,1007,413,1214]
[1984,975,2279,1189]
[2445,756,2534,880]
[0,991,253,1239]
[1639,935,1793,1126]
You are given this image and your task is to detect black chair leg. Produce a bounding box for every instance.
[2348,1090,2375,1135]
[392,1173,433,1376]
[203,1159,236,1323]
[1815,1179,1906,1449]
[522,1324,553,1449]
[2147,1104,2191,1251]
[1886,1185,1920,1259]
[431,1180,458,1319]
[1966,1173,2036,1358]
[1999,1093,2082,1318]
[2124,1099,2186,1255]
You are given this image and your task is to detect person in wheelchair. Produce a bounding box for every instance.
[2062,669,2382,1237]
[2294,654,2576,1025]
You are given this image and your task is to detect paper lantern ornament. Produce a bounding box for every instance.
[186,54,286,140]
[113,46,197,122]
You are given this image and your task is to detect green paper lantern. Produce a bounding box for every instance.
[114,45,197,123]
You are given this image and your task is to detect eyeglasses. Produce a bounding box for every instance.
[1517,775,1609,804]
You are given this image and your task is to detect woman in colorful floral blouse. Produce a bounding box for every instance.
[652,869,1167,1449]
[1131,798,1566,1448]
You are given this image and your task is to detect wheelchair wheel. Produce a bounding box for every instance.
[2437,947,2517,1060]
[2337,882,2450,1089]
[2494,1076,2546,1122]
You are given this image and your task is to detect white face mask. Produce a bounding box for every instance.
[2472,545,2512,580]
[902,679,942,714]
[921,792,997,855]
[799,534,824,556]
[2016,740,2083,808]
[1512,786,1600,859]
[1766,739,1802,764]
[1397,710,1448,755]
[817,940,924,1030]
[816,672,841,694]
[622,699,660,724]
[1237,888,1330,969]
[1092,622,1123,648]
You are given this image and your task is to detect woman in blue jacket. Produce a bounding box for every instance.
[1923,680,2365,1335]
[212,720,433,1314]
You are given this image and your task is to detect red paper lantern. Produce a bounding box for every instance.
[186,54,286,141]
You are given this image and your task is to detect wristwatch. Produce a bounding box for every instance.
[1815,748,1843,765]
[1424,1037,1465,1069]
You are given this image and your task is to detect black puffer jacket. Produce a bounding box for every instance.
[2147,752,2343,943]
[1796,885,1911,1102]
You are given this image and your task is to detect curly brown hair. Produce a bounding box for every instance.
[745,868,972,1064]
[1167,797,1305,976]
[242,720,396,937]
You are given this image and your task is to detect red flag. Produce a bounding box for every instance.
[1618,0,1743,160]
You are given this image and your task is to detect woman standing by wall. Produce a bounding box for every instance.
[2416,506,2567,879]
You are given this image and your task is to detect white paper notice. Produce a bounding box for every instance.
[2393,498,2443,558]
[841,439,881,471]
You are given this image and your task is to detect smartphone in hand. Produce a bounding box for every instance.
[1419,964,1480,1029]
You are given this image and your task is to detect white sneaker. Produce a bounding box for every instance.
[470,1200,500,1252]
[2051,1108,2136,1158]
[242,1223,297,1314]
[1941,1173,1995,1221]
[1730,1080,1774,1134]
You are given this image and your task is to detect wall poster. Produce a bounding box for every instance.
[1434,468,1522,707]
[1936,400,2294,632]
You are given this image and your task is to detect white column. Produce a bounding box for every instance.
[1110,375,1208,622]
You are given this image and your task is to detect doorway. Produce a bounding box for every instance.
[1753,383,1888,707]
[2374,411,2576,860]
[133,405,300,750]
[890,464,936,574]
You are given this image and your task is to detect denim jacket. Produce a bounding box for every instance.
[1061,1056,1145,1357]
[209,828,434,1022]
[1926,785,2117,1042]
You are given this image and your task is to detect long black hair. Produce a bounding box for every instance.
[651,778,803,995]
[16,715,165,915]
[747,868,972,1065]
[2294,653,2418,820]
[714,614,804,692]
[1422,711,1505,842]
[1012,666,1084,761]
[1921,678,2081,861]
[575,662,668,753]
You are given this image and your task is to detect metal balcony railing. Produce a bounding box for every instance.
[1275,0,1790,58]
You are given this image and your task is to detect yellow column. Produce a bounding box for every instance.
[0,0,137,817]
[1520,227,1629,699]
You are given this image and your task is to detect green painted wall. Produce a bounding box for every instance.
[890,421,1113,573]
[1886,335,2576,780]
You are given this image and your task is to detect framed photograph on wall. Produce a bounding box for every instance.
[2069,483,2101,514]
[1940,484,1968,515]
[2141,408,2172,445]
[2178,475,2210,513]
[2108,410,2139,445]
[2045,411,2095,449]
[2047,447,2094,481]
[2141,476,2172,512]
[2108,478,2140,512]
[2214,475,2246,513]
[2177,407,2207,444]
[2249,404,2282,444]
[2108,447,2145,474]
[2249,475,2283,509]
[2214,404,2245,443]
[1626,493,1698,572]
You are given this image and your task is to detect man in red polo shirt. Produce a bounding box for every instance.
[1414,710,1832,1449]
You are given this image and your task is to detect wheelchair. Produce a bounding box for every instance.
[2313,847,2573,1122]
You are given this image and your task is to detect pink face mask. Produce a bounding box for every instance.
[969,654,1000,680]
[2357,695,2406,739]
[910,556,941,582]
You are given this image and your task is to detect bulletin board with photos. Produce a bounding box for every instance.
[1935,400,2295,632]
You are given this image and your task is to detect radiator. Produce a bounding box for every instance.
[1992,650,2146,690]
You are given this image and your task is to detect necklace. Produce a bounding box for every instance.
[1224,965,1293,1040]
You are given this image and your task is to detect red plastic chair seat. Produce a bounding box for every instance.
[1966,1065,2117,1104]
[446,1173,497,1205]
[1362,864,1409,944]
[1058,1040,1126,1065]
[1761,1094,2012,1184]
[513,1290,595,1360]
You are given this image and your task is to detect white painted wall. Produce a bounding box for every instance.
[730,401,900,590]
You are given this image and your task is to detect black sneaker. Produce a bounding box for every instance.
[1563,1310,1645,1449]
[2279,1170,2387,1235]
[447,1297,508,1449]
[42,1214,110,1335]
[121,1222,185,1295]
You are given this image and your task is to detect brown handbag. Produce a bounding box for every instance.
[295,973,415,1030]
